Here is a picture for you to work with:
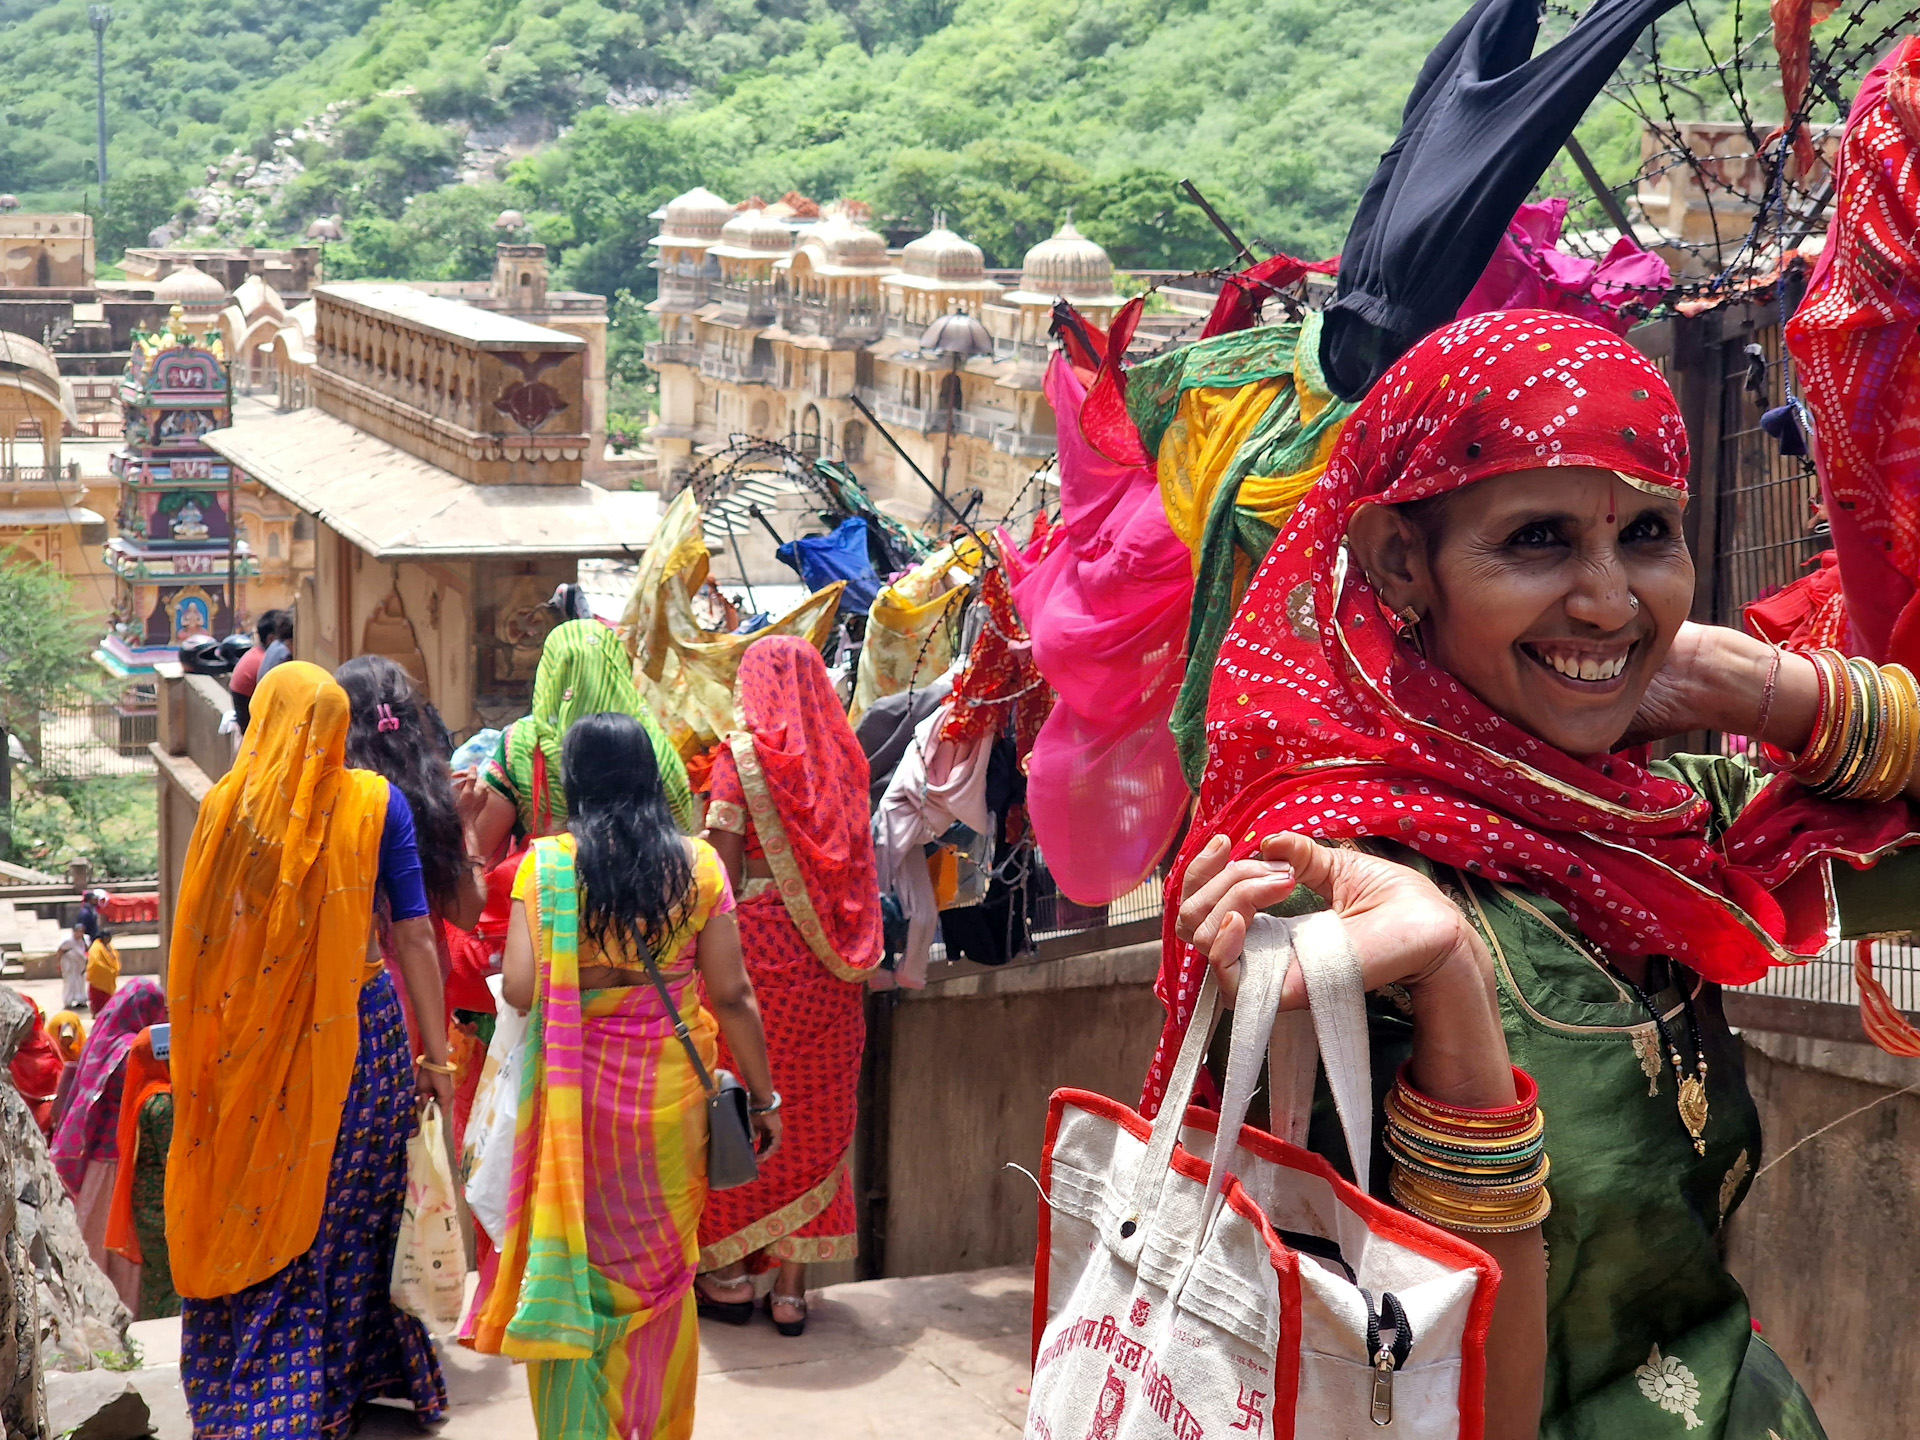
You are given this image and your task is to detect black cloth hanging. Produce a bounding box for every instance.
[1320,0,1682,401]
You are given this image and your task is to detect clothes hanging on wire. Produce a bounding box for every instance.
[1455,197,1671,331]
[870,702,992,988]
[1319,0,1683,400]
[1012,354,1194,908]
[854,675,955,806]
[776,518,883,615]
[1123,314,1355,787]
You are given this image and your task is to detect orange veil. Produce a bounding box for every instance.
[164,661,391,1299]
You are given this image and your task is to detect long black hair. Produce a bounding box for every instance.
[563,711,693,959]
[336,655,465,910]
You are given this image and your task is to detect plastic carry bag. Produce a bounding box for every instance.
[463,974,528,1243]
[391,1099,468,1332]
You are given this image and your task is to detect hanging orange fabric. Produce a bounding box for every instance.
[105,1029,171,1264]
[165,661,391,1299]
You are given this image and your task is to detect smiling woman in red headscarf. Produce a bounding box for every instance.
[696,636,883,1336]
[1167,311,1920,1440]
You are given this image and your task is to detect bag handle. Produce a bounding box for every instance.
[1120,910,1372,1262]
[1266,910,1373,1196]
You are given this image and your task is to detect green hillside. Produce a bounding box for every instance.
[1,0,1778,300]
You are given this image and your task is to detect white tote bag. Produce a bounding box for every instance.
[1027,911,1500,1440]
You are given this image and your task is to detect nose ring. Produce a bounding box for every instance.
[1628,594,1641,610]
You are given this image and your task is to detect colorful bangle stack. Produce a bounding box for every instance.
[1773,650,1920,804]
[1385,1065,1552,1235]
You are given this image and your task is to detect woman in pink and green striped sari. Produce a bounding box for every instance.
[469,712,780,1438]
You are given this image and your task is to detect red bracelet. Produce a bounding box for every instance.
[1393,1063,1537,1124]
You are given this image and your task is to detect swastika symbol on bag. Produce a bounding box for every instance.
[1231,1386,1267,1434]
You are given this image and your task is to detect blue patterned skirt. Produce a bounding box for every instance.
[181,970,448,1438]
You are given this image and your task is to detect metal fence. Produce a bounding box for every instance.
[26,703,158,778]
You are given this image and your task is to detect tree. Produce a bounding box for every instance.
[0,550,102,856]
[93,159,187,263]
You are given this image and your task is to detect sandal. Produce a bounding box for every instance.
[695,1274,754,1326]
[767,1290,808,1338]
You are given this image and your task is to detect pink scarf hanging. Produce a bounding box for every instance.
[1014,356,1195,906]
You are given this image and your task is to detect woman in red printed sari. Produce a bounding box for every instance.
[697,636,883,1336]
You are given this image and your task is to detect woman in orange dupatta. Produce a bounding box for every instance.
[104,1029,173,1318]
[167,661,455,1438]
[697,637,883,1335]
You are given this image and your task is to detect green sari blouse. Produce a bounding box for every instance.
[1281,753,1846,1439]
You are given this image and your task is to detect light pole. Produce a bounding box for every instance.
[88,7,111,211]
[920,307,993,503]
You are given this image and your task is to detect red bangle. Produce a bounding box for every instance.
[1765,646,1832,770]
[1394,1063,1537,1123]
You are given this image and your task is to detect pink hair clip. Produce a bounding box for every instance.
[376,703,401,733]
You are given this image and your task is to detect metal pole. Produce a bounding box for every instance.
[939,354,959,500]
[1177,178,1256,267]
[845,391,986,546]
[1562,135,1635,240]
[88,8,111,210]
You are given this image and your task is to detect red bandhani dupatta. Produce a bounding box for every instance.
[1146,309,1920,1113]
[730,637,883,978]
[1787,37,1920,670]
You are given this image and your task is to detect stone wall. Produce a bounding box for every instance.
[871,943,1166,1279]
[1725,1029,1920,1438]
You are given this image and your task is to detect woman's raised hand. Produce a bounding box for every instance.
[1176,832,1482,1008]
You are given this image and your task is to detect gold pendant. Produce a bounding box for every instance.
[1678,1075,1709,1155]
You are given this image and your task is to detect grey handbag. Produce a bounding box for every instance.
[635,937,760,1191]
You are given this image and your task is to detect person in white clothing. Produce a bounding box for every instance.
[54,923,89,1011]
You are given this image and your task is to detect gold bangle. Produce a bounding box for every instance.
[415,1055,457,1075]
[1811,657,1871,795]
[1868,663,1920,803]
[1799,650,1855,785]
[1385,1092,1546,1150]
[1390,1166,1553,1233]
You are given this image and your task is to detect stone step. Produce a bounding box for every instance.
[18,931,161,981]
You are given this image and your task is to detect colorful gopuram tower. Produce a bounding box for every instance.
[96,287,256,686]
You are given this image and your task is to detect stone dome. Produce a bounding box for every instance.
[804,213,889,272]
[154,264,229,315]
[657,187,735,246]
[1019,220,1116,300]
[901,226,986,282]
[305,215,343,241]
[714,207,793,257]
[493,209,527,230]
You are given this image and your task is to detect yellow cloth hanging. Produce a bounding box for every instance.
[1156,378,1285,571]
[848,536,984,723]
[621,488,843,756]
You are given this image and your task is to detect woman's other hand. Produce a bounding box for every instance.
[752,1108,783,1160]
[1176,831,1480,1008]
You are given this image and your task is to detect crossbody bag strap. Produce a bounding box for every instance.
[628,922,719,1099]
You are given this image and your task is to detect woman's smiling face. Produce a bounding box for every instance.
[1349,465,1694,758]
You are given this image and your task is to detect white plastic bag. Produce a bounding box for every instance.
[463,974,528,1243]
[391,1099,467,1332]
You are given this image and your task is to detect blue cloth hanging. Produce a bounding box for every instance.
[776,517,882,614]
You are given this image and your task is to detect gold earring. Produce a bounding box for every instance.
[1396,604,1427,658]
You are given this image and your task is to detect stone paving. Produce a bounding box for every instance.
[117,1265,1033,1438]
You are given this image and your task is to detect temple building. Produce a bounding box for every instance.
[206,282,658,736]
[645,189,1126,517]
